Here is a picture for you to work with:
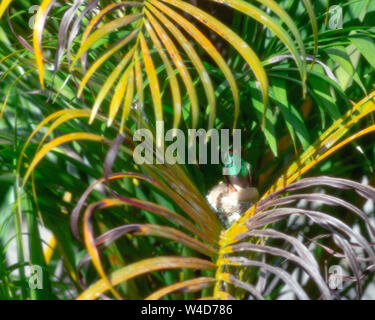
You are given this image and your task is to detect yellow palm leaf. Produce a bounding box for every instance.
[161,0,269,124]
[89,47,135,123]
[77,257,214,300]
[145,10,199,128]
[146,5,216,131]
[22,132,105,186]
[144,18,182,129]
[139,32,163,147]
[0,0,12,18]
[148,0,240,128]
[33,0,56,88]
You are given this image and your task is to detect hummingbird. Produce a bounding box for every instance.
[206,154,259,228]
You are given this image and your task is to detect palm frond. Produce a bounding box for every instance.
[31,0,312,132]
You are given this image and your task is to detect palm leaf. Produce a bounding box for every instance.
[31,0,313,132]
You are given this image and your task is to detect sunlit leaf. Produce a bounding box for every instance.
[22,133,105,186]
[77,257,214,300]
[33,0,56,88]
[0,0,12,18]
